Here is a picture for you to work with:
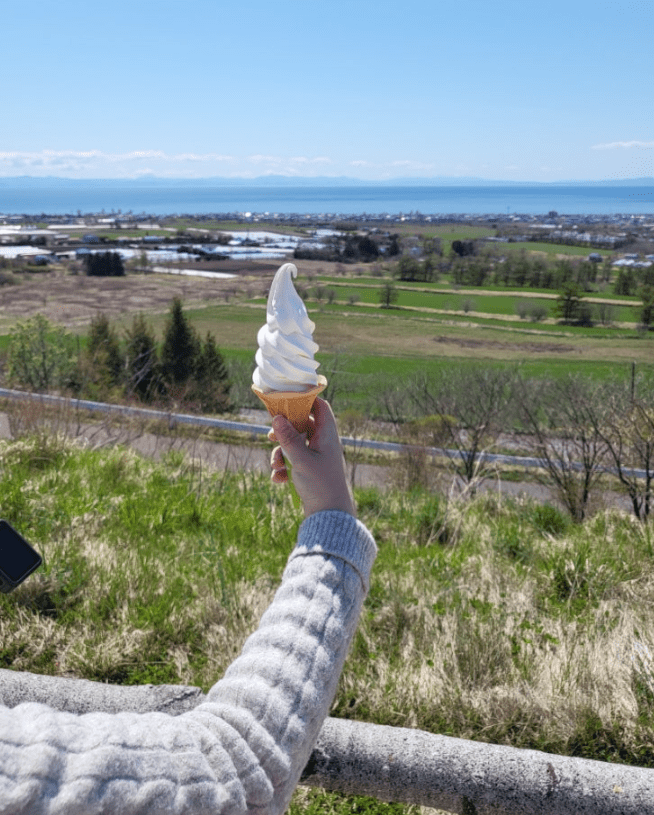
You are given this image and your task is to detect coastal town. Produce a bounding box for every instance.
[1,209,653,270]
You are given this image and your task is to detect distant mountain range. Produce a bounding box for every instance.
[1,175,653,188]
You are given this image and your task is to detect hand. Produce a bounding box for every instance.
[268,397,356,518]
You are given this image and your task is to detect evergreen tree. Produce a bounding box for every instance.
[554,283,584,323]
[161,298,200,391]
[640,285,654,330]
[125,314,159,401]
[614,268,637,296]
[86,313,122,389]
[109,252,125,277]
[422,254,438,283]
[84,251,125,277]
[387,234,401,256]
[451,240,475,257]
[379,281,398,308]
[191,332,231,412]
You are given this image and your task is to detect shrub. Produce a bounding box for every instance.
[6,315,76,393]
[529,303,548,322]
[530,503,569,537]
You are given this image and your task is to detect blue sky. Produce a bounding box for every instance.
[2,0,652,181]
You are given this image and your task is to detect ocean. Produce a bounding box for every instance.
[1,183,653,217]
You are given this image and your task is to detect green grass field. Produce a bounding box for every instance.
[499,240,614,258]
[150,292,651,416]
[301,285,639,322]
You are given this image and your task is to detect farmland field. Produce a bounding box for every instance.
[0,239,652,418]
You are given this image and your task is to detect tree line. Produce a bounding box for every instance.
[389,247,654,328]
[378,365,654,524]
[294,232,400,263]
[4,299,231,413]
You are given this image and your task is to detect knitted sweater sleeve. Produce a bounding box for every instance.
[0,510,376,815]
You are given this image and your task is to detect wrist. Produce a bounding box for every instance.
[305,491,356,519]
[295,510,377,590]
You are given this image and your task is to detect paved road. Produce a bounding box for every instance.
[0,389,633,510]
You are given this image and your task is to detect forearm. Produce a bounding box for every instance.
[199,510,377,813]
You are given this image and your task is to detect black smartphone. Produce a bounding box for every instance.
[0,520,42,593]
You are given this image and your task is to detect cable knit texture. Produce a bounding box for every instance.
[0,510,376,815]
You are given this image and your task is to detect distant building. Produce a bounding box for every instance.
[31,255,54,265]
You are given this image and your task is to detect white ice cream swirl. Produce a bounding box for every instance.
[252,263,320,392]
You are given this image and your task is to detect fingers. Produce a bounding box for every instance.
[306,398,340,453]
[271,467,288,484]
[271,445,285,469]
[268,414,316,447]
[267,399,326,486]
[270,445,288,483]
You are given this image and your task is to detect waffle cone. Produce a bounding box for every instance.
[251,375,327,433]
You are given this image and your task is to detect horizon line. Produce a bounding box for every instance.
[1,174,654,185]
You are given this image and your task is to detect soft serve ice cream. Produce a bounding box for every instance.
[252,263,321,393]
[251,263,326,433]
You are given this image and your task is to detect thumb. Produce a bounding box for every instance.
[271,415,306,463]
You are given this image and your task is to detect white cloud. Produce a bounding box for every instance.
[389,160,435,171]
[289,156,331,165]
[591,140,654,150]
[0,149,444,179]
[247,154,282,164]
[247,155,331,167]
[0,149,239,177]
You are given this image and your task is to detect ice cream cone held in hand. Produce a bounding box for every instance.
[252,381,327,434]
[252,263,327,433]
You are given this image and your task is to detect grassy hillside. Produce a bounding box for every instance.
[1,413,652,813]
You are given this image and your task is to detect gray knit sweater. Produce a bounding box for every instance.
[0,510,377,815]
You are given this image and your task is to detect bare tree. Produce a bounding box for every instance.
[338,408,371,490]
[408,366,516,489]
[379,381,414,430]
[593,384,654,521]
[518,375,609,522]
[320,347,357,411]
